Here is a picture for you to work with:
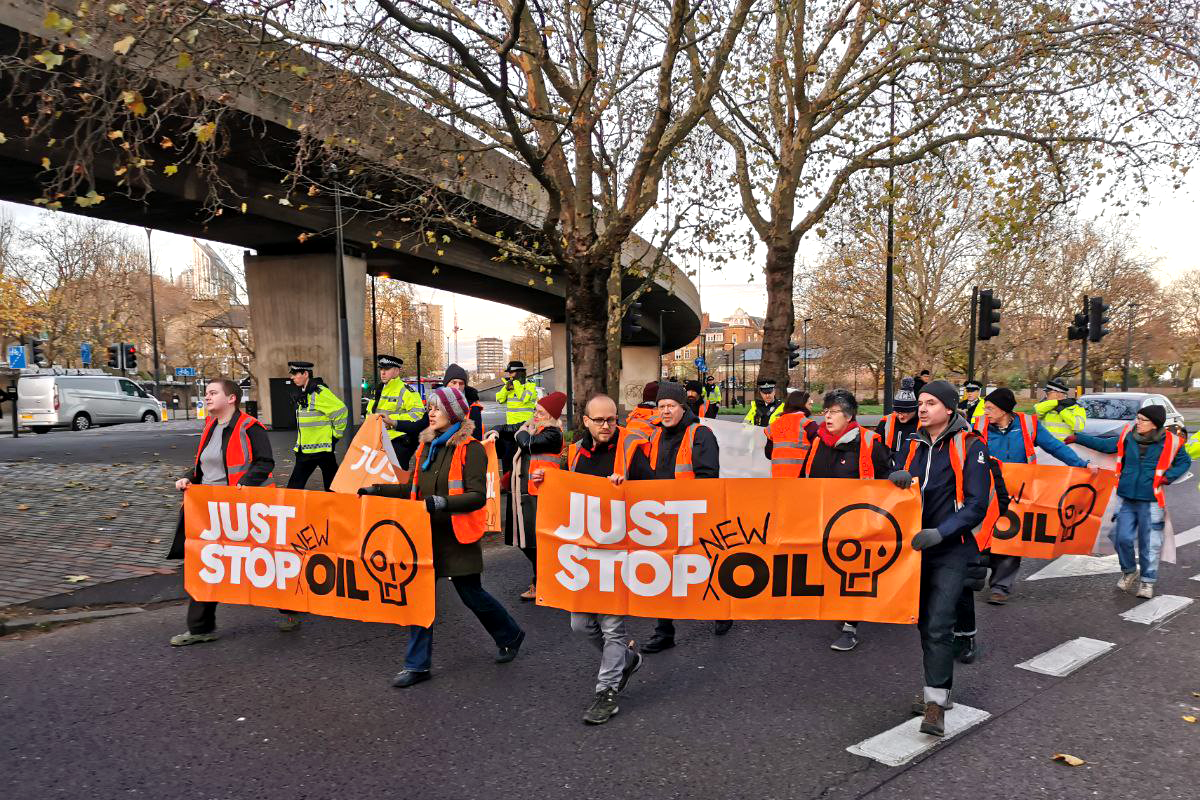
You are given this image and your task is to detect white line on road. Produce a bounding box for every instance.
[1016,637,1115,677]
[1119,595,1194,625]
[1026,554,1122,581]
[1173,525,1200,549]
[846,705,991,767]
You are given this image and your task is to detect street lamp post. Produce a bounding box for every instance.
[802,317,812,392]
[882,80,897,413]
[144,228,161,400]
[326,163,355,426]
[1123,301,1139,391]
[370,274,378,389]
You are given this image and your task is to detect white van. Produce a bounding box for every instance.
[17,374,162,432]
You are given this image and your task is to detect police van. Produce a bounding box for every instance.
[17,372,162,432]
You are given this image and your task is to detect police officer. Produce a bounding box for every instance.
[286,360,348,490]
[496,360,539,425]
[959,380,986,423]
[367,354,425,440]
[703,373,722,408]
[743,379,784,426]
[1035,378,1087,441]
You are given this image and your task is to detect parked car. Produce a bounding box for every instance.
[17,374,163,432]
[1077,392,1186,437]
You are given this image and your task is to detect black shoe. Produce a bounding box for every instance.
[495,629,526,663]
[830,625,859,652]
[953,635,977,664]
[583,688,620,725]
[617,650,642,693]
[641,634,675,654]
[714,620,734,636]
[919,702,946,736]
[391,669,431,688]
[910,696,927,715]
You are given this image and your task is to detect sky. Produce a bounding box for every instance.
[4,170,1197,369]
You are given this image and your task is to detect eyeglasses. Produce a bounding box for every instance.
[585,415,618,427]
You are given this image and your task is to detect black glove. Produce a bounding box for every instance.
[888,470,913,489]
[910,528,944,551]
[424,495,448,513]
[964,559,988,591]
[358,485,383,496]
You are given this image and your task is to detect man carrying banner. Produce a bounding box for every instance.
[797,389,903,652]
[563,394,655,724]
[973,388,1091,607]
[877,378,921,468]
[901,380,991,736]
[764,390,817,476]
[642,381,728,652]
[625,382,660,437]
[1068,405,1191,599]
[167,378,281,645]
[361,386,525,688]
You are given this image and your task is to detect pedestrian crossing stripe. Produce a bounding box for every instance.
[846,705,990,766]
[1119,594,1193,625]
[1016,637,1114,677]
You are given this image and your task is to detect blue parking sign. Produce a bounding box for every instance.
[7,345,26,369]
[694,357,707,371]
[80,342,92,365]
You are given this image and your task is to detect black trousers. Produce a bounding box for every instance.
[520,546,537,580]
[287,452,338,490]
[187,601,299,634]
[917,536,979,690]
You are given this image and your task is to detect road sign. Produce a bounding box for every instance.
[80,343,92,366]
[175,366,197,377]
[7,345,26,369]
[694,357,707,371]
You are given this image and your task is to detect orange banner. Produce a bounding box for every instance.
[984,463,1117,558]
[331,414,409,494]
[184,485,435,626]
[484,440,502,532]
[535,471,923,623]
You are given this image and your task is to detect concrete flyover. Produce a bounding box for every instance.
[0,1,699,421]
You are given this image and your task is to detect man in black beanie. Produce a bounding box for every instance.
[877,377,920,468]
[902,379,991,736]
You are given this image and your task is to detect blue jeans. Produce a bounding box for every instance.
[405,574,523,672]
[1112,499,1165,584]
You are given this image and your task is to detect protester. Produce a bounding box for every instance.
[764,390,817,476]
[167,379,279,645]
[1069,405,1191,599]
[625,382,660,437]
[900,380,991,736]
[443,363,484,439]
[913,369,931,395]
[973,387,1092,606]
[797,389,897,652]
[641,380,728,651]
[564,394,655,724]
[743,379,784,426]
[1035,378,1087,442]
[877,378,920,469]
[686,380,718,419]
[286,360,348,490]
[488,391,566,600]
[958,380,986,423]
[360,386,525,687]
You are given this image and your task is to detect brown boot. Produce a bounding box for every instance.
[919,702,945,736]
[519,582,536,601]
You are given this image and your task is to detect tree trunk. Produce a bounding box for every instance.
[565,257,611,424]
[760,240,800,390]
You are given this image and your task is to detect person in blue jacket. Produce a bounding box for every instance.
[1070,404,1190,599]
[974,388,1094,606]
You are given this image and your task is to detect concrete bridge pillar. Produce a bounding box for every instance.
[245,252,365,426]
[549,322,568,396]
[619,346,660,414]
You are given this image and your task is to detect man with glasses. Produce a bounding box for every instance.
[563,394,655,724]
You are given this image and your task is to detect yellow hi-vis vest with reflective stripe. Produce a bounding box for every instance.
[294,384,348,454]
[497,379,538,425]
[1035,397,1087,441]
[367,377,424,439]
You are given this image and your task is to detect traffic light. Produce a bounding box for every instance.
[787,341,802,369]
[122,343,138,370]
[29,334,49,368]
[622,300,644,337]
[107,343,122,369]
[1067,312,1088,341]
[976,289,1001,340]
[1088,296,1110,342]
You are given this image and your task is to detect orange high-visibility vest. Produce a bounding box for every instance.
[625,406,659,438]
[647,423,700,479]
[195,411,268,486]
[766,412,812,477]
[973,412,1037,464]
[526,424,564,496]
[409,439,486,544]
[567,427,646,477]
[1115,426,1185,508]
[904,429,990,545]
[803,427,880,479]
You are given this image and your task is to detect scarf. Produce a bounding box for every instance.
[818,419,859,448]
[1132,426,1164,456]
[421,422,461,471]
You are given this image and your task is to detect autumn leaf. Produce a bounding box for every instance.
[289,64,309,77]
[34,50,64,70]
[65,575,90,583]
[176,52,193,69]
[193,121,216,143]
[107,2,128,14]
[74,190,105,207]
[40,156,50,169]
[160,136,174,149]
[107,130,123,140]
[240,202,247,213]
[121,90,147,116]
[17,503,30,511]
[278,197,292,206]
[112,34,136,55]
[1051,753,1086,766]
[1184,716,1198,724]
[0,132,7,145]
[164,165,178,176]
[44,11,73,33]
[297,232,311,243]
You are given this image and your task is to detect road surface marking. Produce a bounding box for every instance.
[1119,594,1193,624]
[1027,554,1122,581]
[1016,637,1115,677]
[846,705,990,766]
[1173,525,1200,549]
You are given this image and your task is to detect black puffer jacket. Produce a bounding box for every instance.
[800,424,891,479]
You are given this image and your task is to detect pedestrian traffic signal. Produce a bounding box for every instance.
[787,341,802,369]
[976,289,1001,340]
[122,343,138,370]
[1087,296,1110,342]
[1067,312,1088,341]
[107,343,122,369]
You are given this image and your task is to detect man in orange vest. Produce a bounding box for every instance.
[565,394,656,724]
[1070,404,1190,599]
[167,378,278,646]
[640,381,726,652]
[765,390,817,476]
[625,382,660,437]
[799,389,905,652]
[686,380,718,419]
[876,377,920,468]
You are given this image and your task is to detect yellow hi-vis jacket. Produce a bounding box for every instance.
[366,377,424,440]
[1034,397,1087,441]
[497,379,538,425]
[294,384,348,455]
